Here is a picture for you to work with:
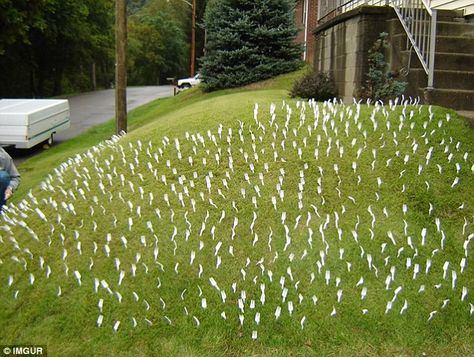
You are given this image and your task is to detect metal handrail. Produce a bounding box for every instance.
[391,0,437,88]
[318,0,388,23]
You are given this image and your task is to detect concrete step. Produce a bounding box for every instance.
[437,21,474,37]
[435,35,474,53]
[387,10,465,24]
[400,51,474,71]
[386,10,474,110]
[392,33,474,54]
[408,69,474,90]
[387,18,474,37]
[434,52,474,71]
[419,88,474,110]
[435,9,466,21]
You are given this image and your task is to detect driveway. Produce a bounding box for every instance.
[9,86,174,164]
[57,86,174,141]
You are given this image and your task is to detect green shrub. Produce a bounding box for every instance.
[360,32,407,102]
[290,71,337,101]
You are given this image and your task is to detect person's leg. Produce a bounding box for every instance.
[0,170,10,209]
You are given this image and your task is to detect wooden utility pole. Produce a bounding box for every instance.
[190,0,196,77]
[115,0,127,134]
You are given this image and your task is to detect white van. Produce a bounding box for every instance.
[0,99,70,148]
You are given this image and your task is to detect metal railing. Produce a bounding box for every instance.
[317,0,437,88]
[391,0,437,88]
[318,0,388,23]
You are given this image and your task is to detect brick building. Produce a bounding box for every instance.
[294,0,319,64]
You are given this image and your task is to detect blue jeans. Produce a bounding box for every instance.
[0,170,10,210]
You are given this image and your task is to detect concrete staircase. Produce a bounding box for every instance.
[388,10,474,110]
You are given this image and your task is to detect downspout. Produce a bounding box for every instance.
[303,0,309,61]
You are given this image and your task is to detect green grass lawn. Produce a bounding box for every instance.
[13,69,305,200]
[1,72,473,356]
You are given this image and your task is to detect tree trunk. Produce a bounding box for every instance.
[37,66,45,98]
[29,69,37,98]
[91,62,97,91]
[53,66,63,96]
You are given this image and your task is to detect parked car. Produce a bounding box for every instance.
[177,74,201,89]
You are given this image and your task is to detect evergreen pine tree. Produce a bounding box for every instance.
[201,0,302,91]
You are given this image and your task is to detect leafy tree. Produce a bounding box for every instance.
[0,0,205,96]
[0,0,46,55]
[28,0,115,95]
[0,0,48,96]
[128,0,149,14]
[167,0,208,76]
[127,0,188,84]
[0,0,114,97]
[201,0,302,91]
[127,0,208,81]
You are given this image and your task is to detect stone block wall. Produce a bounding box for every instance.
[313,6,392,102]
[312,6,474,109]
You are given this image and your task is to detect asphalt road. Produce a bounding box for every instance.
[8,86,174,165]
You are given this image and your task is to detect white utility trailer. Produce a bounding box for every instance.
[0,99,70,148]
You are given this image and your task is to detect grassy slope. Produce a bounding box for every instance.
[14,69,304,200]
[2,71,474,356]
